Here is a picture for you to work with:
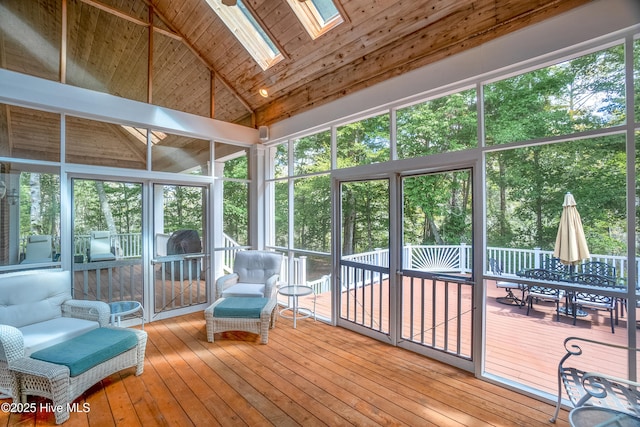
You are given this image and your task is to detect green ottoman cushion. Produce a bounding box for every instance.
[30,328,138,377]
[213,297,269,319]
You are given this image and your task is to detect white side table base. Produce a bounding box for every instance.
[278,285,316,329]
[109,301,144,330]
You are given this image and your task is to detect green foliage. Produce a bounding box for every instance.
[19,172,60,239]
[341,180,388,255]
[294,131,331,175]
[397,89,477,157]
[294,175,331,252]
[72,180,143,235]
[13,43,636,263]
[336,114,390,168]
[163,185,204,235]
[486,136,626,252]
[222,155,249,244]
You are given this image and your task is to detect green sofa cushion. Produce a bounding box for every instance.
[30,328,138,377]
[213,297,269,319]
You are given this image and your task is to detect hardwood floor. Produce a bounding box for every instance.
[1,311,570,426]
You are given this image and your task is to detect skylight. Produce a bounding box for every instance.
[206,0,282,70]
[122,126,167,145]
[287,0,343,40]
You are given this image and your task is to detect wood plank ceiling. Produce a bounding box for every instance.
[150,0,592,127]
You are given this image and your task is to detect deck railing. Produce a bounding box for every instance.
[64,232,636,311]
[22,232,633,284]
[334,244,634,292]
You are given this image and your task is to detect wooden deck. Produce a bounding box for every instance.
[1,311,571,426]
[292,277,639,398]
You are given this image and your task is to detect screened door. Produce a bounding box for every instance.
[71,178,144,309]
[398,169,474,369]
[336,168,475,369]
[151,183,209,318]
[337,178,391,342]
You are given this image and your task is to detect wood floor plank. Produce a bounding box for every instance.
[152,320,255,426]
[171,317,316,426]
[179,315,356,426]
[156,317,273,426]
[268,322,469,426]
[120,368,173,427]
[297,324,552,425]
[139,338,198,426]
[145,323,218,425]
[1,310,573,427]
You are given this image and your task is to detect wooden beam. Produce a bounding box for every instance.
[60,0,67,83]
[256,0,591,125]
[76,0,254,121]
[80,0,150,27]
[145,0,255,117]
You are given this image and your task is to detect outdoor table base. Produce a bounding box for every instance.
[496,290,526,307]
[569,406,640,427]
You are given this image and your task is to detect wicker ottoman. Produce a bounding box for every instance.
[204,297,277,344]
[10,327,147,424]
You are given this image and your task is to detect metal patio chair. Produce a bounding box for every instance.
[578,261,616,278]
[570,273,618,333]
[550,336,640,423]
[519,268,565,321]
[489,258,526,306]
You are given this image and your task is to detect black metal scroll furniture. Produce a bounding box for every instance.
[550,336,640,423]
[543,256,570,275]
[579,261,617,278]
[489,258,526,306]
[569,273,618,333]
[518,268,565,321]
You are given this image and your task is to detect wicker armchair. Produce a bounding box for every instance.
[215,250,283,300]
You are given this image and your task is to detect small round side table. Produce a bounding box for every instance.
[278,285,316,329]
[109,300,144,330]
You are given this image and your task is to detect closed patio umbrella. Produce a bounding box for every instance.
[554,192,590,266]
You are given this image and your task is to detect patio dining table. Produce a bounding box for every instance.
[516,267,624,325]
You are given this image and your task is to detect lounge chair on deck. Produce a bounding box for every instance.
[489,258,526,306]
[88,231,116,262]
[20,235,53,264]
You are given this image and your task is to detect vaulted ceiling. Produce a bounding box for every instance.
[3,0,592,131]
[150,0,591,127]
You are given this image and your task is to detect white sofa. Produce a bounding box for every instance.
[0,269,110,400]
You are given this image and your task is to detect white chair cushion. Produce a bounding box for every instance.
[221,282,266,298]
[496,280,522,289]
[20,317,100,356]
[90,252,116,262]
[91,231,110,239]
